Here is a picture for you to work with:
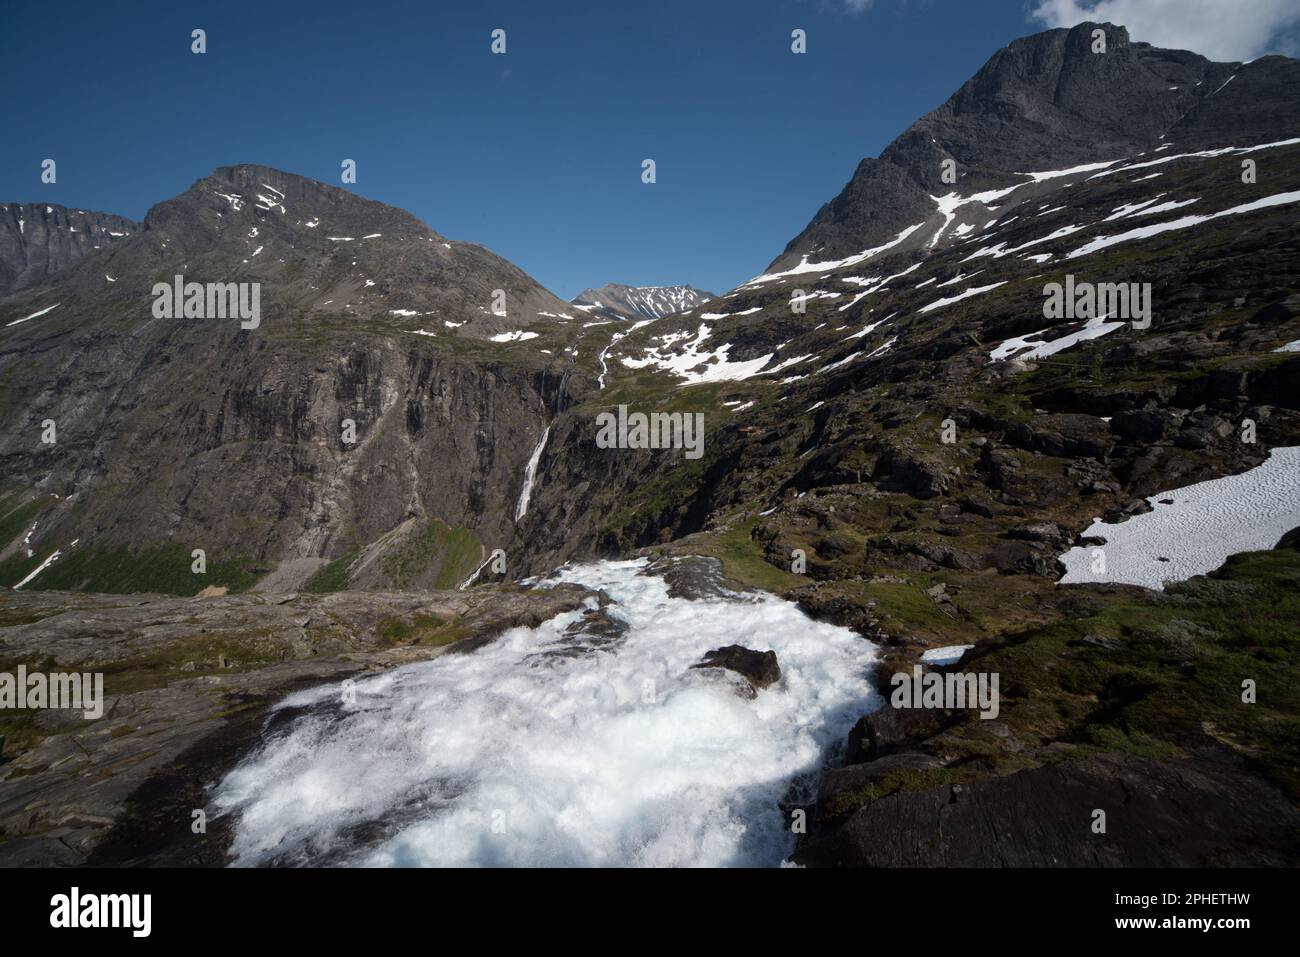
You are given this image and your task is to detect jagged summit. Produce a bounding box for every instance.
[572,283,715,321]
[769,21,1300,270]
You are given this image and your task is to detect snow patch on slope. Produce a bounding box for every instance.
[1057,447,1300,590]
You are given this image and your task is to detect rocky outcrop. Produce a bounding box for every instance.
[692,645,781,690]
[798,748,1300,867]
[0,166,593,590]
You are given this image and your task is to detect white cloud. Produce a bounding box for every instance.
[1030,0,1300,61]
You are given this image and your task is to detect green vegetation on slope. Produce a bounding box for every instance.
[302,549,361,593]
[380,518,481,590]
[0,544,259,595]
[827,546,1300,817]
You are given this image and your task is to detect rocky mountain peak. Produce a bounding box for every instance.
[4,164,570,338]
[769,21,1298,271]
[572,283,715,321]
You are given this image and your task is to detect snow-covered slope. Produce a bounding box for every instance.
[572,283,714,322]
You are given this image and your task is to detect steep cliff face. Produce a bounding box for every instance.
[0,202,140,295]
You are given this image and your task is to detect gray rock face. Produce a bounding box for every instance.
[769,22,1300,270]
[0,203,140,296]
[572,283,715,322]
[48,162,573,337]
[798,748,1300,867]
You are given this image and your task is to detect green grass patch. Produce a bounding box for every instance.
[97,630,285,695]
[380,519,481,590]
[0,492,53,553]
[0,544,259,595]
[302,549,360,593]
[822,766,981,819]
[374,612,472,649]
[977,546,1300,797]
[680,519,807,592]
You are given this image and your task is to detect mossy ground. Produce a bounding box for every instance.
[373,612,472,649]
[0,628,285,757]
[667,519,807,592]
[828,546,1300,818]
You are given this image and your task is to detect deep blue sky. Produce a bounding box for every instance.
[3,0,1063,298]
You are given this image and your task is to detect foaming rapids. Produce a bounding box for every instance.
[212,558,878,866]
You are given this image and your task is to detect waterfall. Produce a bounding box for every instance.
[514,424,550,521]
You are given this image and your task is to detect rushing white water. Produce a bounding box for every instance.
[596,331,627,389]
[212,558,878,867]
[514,425,550,521]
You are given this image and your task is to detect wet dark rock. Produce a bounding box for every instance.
[1275,526,1300,550]
[845,705,954,763]
[652,555,731,600]
[692,645,781,690]
[816,752,943,817]
[790,587,888,641]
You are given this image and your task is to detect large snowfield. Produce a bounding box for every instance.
[1058,446,1300,590]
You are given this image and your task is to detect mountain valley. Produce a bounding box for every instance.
[1,21,1298,869]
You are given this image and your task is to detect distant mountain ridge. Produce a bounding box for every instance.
[572,283,715,322]
[0,202,140,296]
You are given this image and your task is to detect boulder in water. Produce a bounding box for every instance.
[692,645,781,690]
